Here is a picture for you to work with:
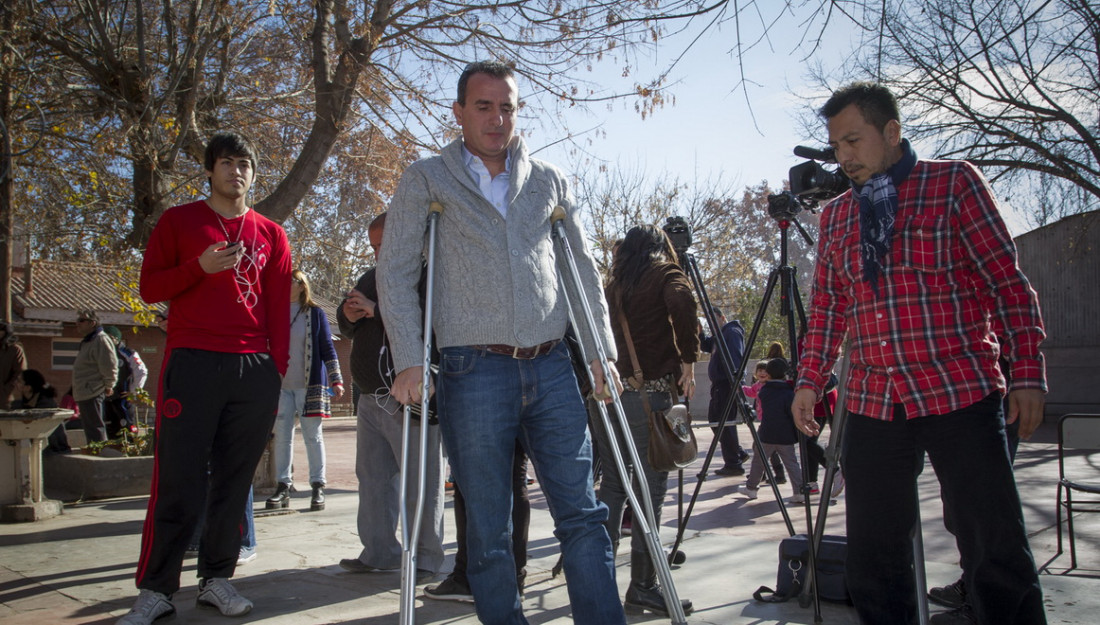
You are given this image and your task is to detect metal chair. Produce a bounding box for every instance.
[1055,413,1100,569]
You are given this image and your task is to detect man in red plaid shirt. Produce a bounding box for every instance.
[793,83,1046,625]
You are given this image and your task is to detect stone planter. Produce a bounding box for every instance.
[43,441,274,502]
[44,452,154,501]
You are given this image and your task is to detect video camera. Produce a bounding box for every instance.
[767,145,850,221]
[663,216,693,255]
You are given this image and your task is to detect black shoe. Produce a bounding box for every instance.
[339,558,390,573]
[266,482,290,509]
[715,466,745,477]
[775,474,787,484]
[623,553,694,616]
[424,575,474,602]
[928,578,966,609]
[624,582,694,616]
[310,482,325,511]
[929,604,977,625]
[738,449,750,464]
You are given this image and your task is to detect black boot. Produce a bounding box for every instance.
[266,482,290,509]
[310,482,325,511]
[623,552,693,616]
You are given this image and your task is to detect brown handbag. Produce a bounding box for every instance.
[618,312,698,472]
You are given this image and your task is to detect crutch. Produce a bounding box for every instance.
[398,201,443,625]
[550,207,688,625]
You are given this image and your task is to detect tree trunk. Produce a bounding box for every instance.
[0,1,15,322]
[255,1,369,224]
[126,121,172,249]
[255,113,343,224]
[128,155,171,249]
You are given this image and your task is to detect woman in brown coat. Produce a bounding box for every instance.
[593,224,698,616]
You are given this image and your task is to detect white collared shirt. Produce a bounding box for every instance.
[462,145,512,217]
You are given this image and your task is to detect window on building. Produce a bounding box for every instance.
[52,338,82,371]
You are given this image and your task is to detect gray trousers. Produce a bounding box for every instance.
[354,393,445,572]
[745,442,803,496]
[590,389,671,554]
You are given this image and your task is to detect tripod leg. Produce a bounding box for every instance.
[550,208,687,625]
[399,202,443,625]
[678,255,797,538]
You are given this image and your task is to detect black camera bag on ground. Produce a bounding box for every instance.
[753,534,851,604]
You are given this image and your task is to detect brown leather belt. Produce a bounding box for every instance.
[480,339,560,359]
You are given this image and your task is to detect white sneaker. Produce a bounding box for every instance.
[790,493,806,504]
[831,472,846,497]
[117,589,174,624]
[197,577,253,616]
[237,546,257,565]
[744,487,758,500]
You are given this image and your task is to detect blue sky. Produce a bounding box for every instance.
[524,13,845,196]
[520,14,1033,235]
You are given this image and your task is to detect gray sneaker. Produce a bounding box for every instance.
[197,577,252,616]
[117,589,174,624]
[237,546,257,566]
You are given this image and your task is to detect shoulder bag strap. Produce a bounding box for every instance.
[618,311,655,418]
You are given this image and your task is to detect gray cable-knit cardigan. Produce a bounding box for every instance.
[378,137,615,373]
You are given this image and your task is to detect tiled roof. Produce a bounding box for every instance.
[13,260,153,322]
[12,259,339,328]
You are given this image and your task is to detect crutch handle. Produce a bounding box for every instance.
[550,205,567,224]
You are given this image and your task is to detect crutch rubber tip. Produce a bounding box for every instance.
[429,201,444,214]
[550,206,567,224]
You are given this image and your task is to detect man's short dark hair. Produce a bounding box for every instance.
[203,131,258,172]
[456,61,515,106]
[819,82,900,132]
[368,211,387,233]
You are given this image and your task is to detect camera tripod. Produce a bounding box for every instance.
[668,213,838,623]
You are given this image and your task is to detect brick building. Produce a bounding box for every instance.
[8,260,354,418]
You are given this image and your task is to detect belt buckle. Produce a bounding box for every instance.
[512,345,523,359]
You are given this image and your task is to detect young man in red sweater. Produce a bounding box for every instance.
[118,132,292,625]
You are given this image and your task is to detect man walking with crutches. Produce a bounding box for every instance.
[378,61,626,625]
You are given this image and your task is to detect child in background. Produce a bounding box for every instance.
[742,359,787,485]
[741,361,769,420]
[742,357,803,503]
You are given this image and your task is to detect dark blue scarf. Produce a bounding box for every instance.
[855,138,917,295]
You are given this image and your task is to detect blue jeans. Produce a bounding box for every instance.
[843,394,1045,625]
[437,343,625,625]
[273,388,326,485]
[242,487,256,551]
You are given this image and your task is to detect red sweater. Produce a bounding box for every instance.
[140,200,292,375]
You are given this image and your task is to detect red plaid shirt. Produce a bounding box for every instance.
[795,159,1046,421]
